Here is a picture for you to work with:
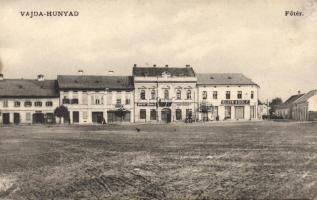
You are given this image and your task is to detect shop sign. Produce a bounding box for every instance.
[221,100,250,105]
[137,102,157,106]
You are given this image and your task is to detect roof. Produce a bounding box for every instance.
[294,89,317,104]
[278,94,304,109]
[197,73,258,86]
[132,66,195,77]
[57,75,134,90]
[0,79,58,98]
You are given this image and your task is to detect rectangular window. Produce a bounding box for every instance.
[140,90,146,100]
[46,101,53,107]
[202,91,207,100]
[140,109,146,120]
[186,109,192,118]
[214,106,218,117]
[251,91,254,99]
[34,101,42,107]
[176,109,182,120]
[71,99,79,104]
[26,112,31,121]
[14,101,21,107]
[213,91,218,99]
[125,98,130,105]
[150,109,156,120]
[237,91,242,99]
[116,98,121,105]
[24,101,32,107]
[3,100,8,107]
[226,91,230,99]
[62,98,70,104]
[250,106,256,118]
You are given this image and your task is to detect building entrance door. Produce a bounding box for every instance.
[14,113,20,124]
[92,112,103,124]
[161,108,171,123]
[33,113,45,124]
[3,113,10,124]
[73,111,79,123]
[235,106,244,120]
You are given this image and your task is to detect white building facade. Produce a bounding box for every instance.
[196,73,259,121]
[0,75,60,124]
[133,65,197,123]
[57,75,134,124]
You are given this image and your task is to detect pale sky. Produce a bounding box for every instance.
[0,0,316,101]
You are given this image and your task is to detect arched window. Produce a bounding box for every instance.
[151,89,156,100]
[140,90,146,100]
[176,90,181,100]
[186,90,192,99]
[164,89,169,99]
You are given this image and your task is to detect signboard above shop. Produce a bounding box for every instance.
[221,100,250,105]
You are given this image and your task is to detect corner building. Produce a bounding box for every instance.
[133,65,197,123]
[196,73,259,121]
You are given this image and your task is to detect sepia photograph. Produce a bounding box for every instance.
[0,0,316,199]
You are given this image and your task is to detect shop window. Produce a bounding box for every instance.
[34,101,42,107]
[140,109,146,119]
[46,101,53,107]
[202,91,207,99]
[186,90,192,99]
[213,91,218,99]
[140,90,146,100]
[151,90,156,100]
[226,91,230,99]
[237,91,242,99]
[150,109,156,120]
[176,109,182,120]
[24,101,32,107]
[176,90,181,100]
[14,101,21,107]
[164,89,169,99]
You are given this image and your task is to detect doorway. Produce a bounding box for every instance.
[161,108,171,123]
[14,113,20,124]
[33,113,45,124]
[235,106,245,120]
[92,112,103,124]
[2,113,10,124]
[73,111,79,123]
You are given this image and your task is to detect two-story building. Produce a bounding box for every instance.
[133,64,197,123]
[0,74,59,124]
[196,73,259,121]
[292,89,317,121]
[57,75,134,124]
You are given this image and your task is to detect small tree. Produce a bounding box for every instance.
[269,97,283,116]
[54,105,69,124]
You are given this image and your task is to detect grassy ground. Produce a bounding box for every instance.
[0,121,316,199]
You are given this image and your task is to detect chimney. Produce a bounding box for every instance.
[37,74,44,81]
[298,90,301,94]
[133,64,137,68]
[0,73,3,81]
[185,64,190,68]
[165,64,168,68]
[153,64,156,67]
[78,70,84,75]
[108,70,114,75]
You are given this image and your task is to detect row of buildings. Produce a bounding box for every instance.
[0,65,261,124]
[276,90,317,121]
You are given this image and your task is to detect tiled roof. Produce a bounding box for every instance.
[57,75,134,90]
[278,94,304,109]
[294,89,317,104]
[132,67,195,77]
[0,79,58,98]
[197,73,258,86]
